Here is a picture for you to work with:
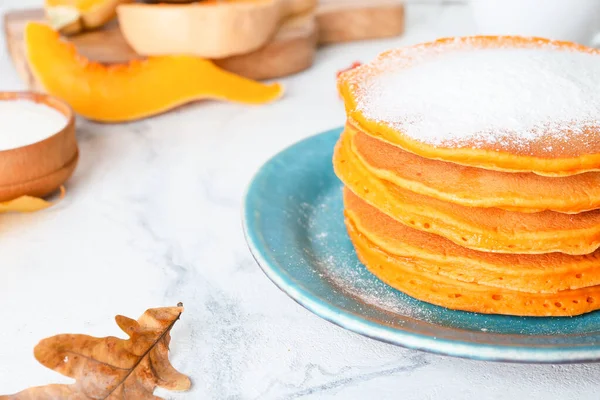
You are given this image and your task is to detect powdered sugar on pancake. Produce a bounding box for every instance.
[349,38,600,153]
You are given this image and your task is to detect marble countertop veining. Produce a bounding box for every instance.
[1,1,600,399]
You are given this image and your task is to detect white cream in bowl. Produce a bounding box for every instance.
[0,99,68,151]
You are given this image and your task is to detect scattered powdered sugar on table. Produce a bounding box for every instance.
[353,42,600,151]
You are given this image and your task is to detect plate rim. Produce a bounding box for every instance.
[242,127,600,364]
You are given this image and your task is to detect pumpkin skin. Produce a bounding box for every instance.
[45,0,134,35]
[24,22,284,123]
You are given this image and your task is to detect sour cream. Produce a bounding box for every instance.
[0,99,68,151]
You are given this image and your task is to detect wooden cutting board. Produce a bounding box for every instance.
[4,9,318,90]
[317,0,405,44]
[4,1,404,90]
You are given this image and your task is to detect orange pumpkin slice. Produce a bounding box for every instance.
[348,123,600,213]
[45,0,134,35]
[0,186,65,213]
[338,36,600,176]
[118,0,317,59]
[333,128,600,255]
[0,196,54,213]
[24,22,284,122]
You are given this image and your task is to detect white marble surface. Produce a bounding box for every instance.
[1,1,600,399]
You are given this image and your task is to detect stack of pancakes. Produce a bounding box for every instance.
[334,36,600,317]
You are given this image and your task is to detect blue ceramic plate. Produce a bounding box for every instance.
[243,127,600,363]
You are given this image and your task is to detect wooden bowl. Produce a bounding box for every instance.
[0,92,78,202]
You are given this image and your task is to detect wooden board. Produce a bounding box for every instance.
[4,1,404,90]
[216,13,317,81]
[317,0,405,44]
[4,9,317,90]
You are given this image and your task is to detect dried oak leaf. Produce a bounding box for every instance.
[1,305,191,400]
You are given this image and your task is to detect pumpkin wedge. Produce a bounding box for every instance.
[117,0,317,58]
[45,0,134,35]
[24,22,284,123]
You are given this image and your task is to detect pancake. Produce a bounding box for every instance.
[338,36,600,176]
[344,189,600,294]
[333,131,600,255]
[348,124,600,213]
[346,216,600,316]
